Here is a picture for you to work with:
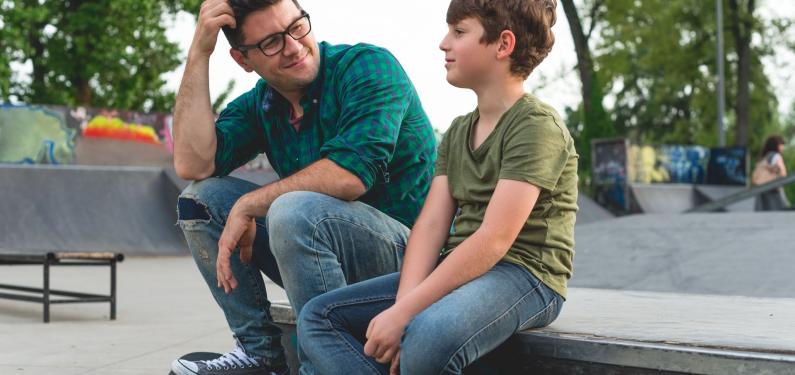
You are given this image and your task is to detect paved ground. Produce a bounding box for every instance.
[0,256,286,375]
[571,211,795,298]
[3,256,794,374]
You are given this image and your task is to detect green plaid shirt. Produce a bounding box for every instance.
[212,42,436,228]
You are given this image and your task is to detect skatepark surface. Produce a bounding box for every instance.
[2,256,793,374]
[2,164,794,373]
[570,211,795,298]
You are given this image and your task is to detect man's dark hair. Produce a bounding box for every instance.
[222,0,302,49]
[446,0,557,79]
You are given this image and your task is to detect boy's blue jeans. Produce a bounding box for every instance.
[298,262,563,375]
[177,176,409,366]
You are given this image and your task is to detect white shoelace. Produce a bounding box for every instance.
[202,342,260,370]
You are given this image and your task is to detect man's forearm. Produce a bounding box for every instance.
[173,53,218,180]
[237,159,367,217]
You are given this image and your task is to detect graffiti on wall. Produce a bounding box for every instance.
[0,105,77,164]
[707,147,747,186]
[628,145,710,184]
[2,104,276,171]
[55,106,172,147]
[83,116,161,144]
[1,104,176,166]
[592,138,630,212]
[592,138,748,213]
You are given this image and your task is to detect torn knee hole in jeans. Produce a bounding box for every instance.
[177,197,212,227]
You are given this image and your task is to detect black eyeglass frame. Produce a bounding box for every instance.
[235,11,311,57]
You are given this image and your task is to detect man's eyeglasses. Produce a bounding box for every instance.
[236,12,311,57]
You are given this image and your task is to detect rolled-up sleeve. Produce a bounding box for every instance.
[212,88,266,177]
[320,48,411,191]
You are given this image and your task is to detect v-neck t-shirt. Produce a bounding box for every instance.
[435,94,579,298]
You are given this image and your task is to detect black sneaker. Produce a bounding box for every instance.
[170,338,288,375]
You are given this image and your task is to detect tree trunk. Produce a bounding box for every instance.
[67,0,92,106]
[561,0,595,116]
[24,0,47,102]
[75,80,92,106]
[728,0,754,147]
[561,0,614,180]
[28,30,46,100]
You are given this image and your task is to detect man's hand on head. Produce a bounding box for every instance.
[192,0,237,58]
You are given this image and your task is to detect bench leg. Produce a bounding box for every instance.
[110,259,117,320]
[43,258,50,323]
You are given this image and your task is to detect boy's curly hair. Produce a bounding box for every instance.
[447,0,557,79]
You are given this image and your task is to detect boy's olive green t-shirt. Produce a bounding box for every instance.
[436,94,579,298]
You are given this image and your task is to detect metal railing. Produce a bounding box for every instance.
[687,174,795,213]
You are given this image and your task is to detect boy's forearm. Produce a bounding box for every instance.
[395,225,448,301]
[394,176,458,301]
[173,53,218,180]
[394,179,540,317]
[395,230,506,317]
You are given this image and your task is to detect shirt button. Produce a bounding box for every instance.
[312,99,318,104]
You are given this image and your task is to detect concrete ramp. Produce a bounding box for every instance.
[629,183,696,213]
[694,185,755,212]
[0,165,186,255]
[570,211,795,298]
[575,194,614,225]
[630,183,757,213]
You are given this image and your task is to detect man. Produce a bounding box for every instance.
[170,0,436,374]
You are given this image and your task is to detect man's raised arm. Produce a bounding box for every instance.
[173,0,236,180]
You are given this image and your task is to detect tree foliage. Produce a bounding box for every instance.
[564,0,792,154]
[560,0,615,186]
[0,0,197,112]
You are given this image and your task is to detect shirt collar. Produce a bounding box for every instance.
[261,41,328,114]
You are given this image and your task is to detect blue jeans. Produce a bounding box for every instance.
[177,176,409,367]
[298,261,563,375]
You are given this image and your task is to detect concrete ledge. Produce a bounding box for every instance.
[505,331,795,374]
[270,287,795,374]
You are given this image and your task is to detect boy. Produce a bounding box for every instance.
[298,0,577,373]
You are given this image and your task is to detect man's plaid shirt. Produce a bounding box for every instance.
[212,42,436,228]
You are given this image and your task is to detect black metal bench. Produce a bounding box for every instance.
[0,252,124,322]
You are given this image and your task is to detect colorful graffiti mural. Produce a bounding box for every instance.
[707,147,747,186]
[592,138,748,213]
[52,105,172,147]
[83,116,160,144]
[1,104,174,166]
[628,145,710,184]
[1,104,275,172]
[0,105,77,164]
[592,138,630,212]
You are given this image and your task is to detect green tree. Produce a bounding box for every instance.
[591,0,784,152]
[0,0,196,112]
[561,0,616,184]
